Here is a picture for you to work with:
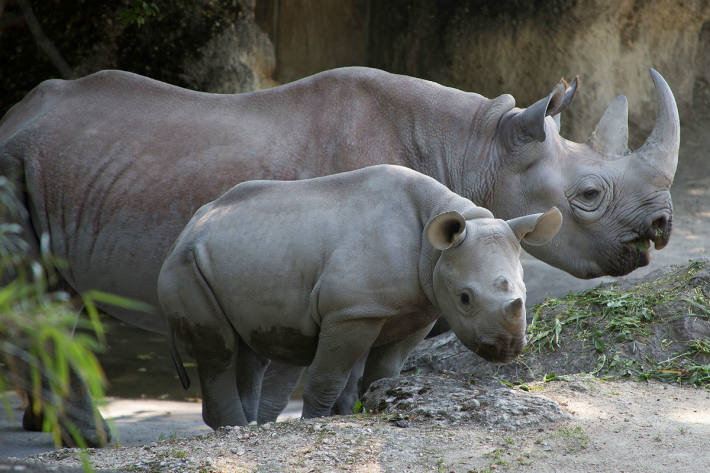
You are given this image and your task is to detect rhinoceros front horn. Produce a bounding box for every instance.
[633,69,680,182]
[590,69,679,182]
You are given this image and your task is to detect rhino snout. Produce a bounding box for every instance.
[475,335,526,364]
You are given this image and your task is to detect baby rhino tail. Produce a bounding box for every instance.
[170,326,191,390]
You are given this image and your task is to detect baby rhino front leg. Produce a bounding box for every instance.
[301,317,384,418]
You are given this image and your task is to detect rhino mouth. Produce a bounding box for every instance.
[623,237,652,268]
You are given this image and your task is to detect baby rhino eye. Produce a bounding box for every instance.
[460,293,470,305]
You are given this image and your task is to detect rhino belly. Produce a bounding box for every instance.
[43,203,189,334]
[245,326,318,366]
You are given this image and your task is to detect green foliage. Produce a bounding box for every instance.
[525,261,710,387]
[352,399,365,414]
[0,176,147,452]
[0,178,102,450]
[119,1,160,27]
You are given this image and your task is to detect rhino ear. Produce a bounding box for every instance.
[552,77,579,132]
[506,207,562,246]
[517,77,578,142]
[425,211,467,250]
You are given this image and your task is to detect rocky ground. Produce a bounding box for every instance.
[7,375,708,472]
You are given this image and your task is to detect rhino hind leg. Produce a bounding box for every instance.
[196,346,247,429]
[257,362,304,424]
[1,155,110,445]
[236,343,270,423]
[159,248,249,429]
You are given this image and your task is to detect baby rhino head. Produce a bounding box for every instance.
[427,207,562,363]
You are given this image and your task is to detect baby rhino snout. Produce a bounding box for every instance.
[476,298,527,363]
[475,335,527,364]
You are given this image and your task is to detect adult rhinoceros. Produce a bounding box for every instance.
[0,67,678,444]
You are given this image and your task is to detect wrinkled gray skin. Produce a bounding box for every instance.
[0,67,679,440]
[157,165,562,427]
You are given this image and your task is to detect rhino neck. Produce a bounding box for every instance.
[370,74,493,201]
[457,93,517,209]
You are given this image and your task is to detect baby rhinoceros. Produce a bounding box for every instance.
[157,164,562,429]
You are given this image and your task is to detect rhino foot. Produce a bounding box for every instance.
[22,401,44,432]
[22,400,111,447]
[21,379,112,448]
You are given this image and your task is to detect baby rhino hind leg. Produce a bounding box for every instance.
[158,252,248,429]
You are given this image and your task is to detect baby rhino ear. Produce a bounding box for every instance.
[425,211,467,250]
[506,207,562,245]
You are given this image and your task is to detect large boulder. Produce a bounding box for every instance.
[360,374,569,430]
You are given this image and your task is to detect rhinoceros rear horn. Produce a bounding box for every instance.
[517,77,578,142]
[589,94,630,157]
[506,207,562,246]
[631,69,680,183]
[425,211,467,250]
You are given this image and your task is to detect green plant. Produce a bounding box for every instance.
[119,1,160,27]
[0,176,148,461]
[524,262,710,387]
[553,426,590,453]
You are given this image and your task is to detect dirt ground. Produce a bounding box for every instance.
[20,376,710,473]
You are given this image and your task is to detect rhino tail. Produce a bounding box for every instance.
[169,326,191,390]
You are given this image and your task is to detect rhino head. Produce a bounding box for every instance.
[426,207,562,363]
[482,70,679,278]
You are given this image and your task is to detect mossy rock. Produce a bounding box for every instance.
[404,260,710,387]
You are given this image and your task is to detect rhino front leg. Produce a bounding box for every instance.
[257,362,304,424]
[330,356,366,415]
[21,368,110,447]
[360,322,435,396]
[301,317,384,419]
[236,343,270,424]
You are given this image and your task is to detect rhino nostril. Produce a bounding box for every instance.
[652,216,667,232]
[648,213,672,249]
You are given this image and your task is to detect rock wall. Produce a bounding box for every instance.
[256,0,710,143]
[255,0,370,83]
[3,0,709,145]
[0,0,275,116]
[367,0,710,144]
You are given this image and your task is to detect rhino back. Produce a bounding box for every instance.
[171,166,450,351]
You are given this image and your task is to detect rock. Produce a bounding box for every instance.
[361,375,569,429]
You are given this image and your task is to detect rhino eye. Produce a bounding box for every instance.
[582,188,600,200]
[458,288,475,309]
[566,175,610,222]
